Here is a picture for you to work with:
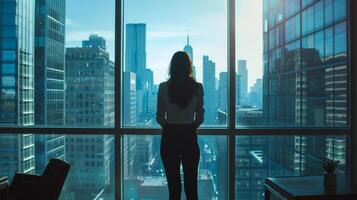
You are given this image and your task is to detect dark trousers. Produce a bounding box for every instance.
[160,123,200,200]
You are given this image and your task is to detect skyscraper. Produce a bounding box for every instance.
[125,23,146,90]
[262,0,348,198]
[65,35,115,199]
[143,68,157,121]
[34,0,66,174]
[263,0,348,127]
[123,71,137,126]
[183,35,196,78]
[218,72,228,113]
[0,0,36,176]
[219,72,241,115]
[236,136,267,200]
[203,55,217,124]
[238,59,248,105]
[125,23,147,124]
[250,79,263,108]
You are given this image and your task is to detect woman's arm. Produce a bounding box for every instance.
[194,83,204,128]
[156,83,166,128]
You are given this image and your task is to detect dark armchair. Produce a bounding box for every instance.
[9,159,70,200]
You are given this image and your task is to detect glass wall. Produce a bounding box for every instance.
[123,135,228,199]
[122,0,228,127]
[0,0,115,128]
[236,0,349,128]
[0,134,115,200]
[0,0,352,200]
[235,135,348,200]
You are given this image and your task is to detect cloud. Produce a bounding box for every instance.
[66,18,78,27]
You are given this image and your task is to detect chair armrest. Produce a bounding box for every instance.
[0,177,9,200]
[0,177,8,183]
[0,177,8,189]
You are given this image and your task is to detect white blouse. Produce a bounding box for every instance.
[156,81,204,126]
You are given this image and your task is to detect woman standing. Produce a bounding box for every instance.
[156,51,204,200]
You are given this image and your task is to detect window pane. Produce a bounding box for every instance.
[2,63,16,74]
[325,0,333,26]
[334,0,346,22]
[285,0,300,18]
[0,134,115,200]
[122,0,228,127]
[235,135,348,200]
[314,1,324,30]
[123,135,228,199]
[334,22,347,62]
[0,0,115,127]
[236,0,349,127]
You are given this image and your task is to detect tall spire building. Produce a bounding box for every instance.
[183,36,196,78]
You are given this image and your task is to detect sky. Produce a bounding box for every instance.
[66,0,263,89]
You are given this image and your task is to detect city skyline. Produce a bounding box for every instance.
[0,0,350,199]
[66,0,263,89]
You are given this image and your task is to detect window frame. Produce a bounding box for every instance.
[0,0,354,199]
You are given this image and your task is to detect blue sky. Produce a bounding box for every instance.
[66,0,262,88]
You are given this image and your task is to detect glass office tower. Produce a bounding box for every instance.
[235,1,349,199]
[0,0,36,176]
[263,0,348,127]
[263,0,348,175]
[34,0,66,174]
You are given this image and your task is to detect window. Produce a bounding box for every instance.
[123,135,228,199]
[0,134,115,200]
[0,0,352,200]
[334,0,347,21]
[2,76,15,87]
[236,135,348,200]
[238,0,349,128]
[2,63,16,75]
[1,50,16,61]
[122,0,227,128]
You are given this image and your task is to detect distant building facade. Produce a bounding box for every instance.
[203,55,217,124]
[65,35,114,199]
[238,60,248,105]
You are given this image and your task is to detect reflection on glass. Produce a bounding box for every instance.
[0,0,115,127]
[0,134,115,200]
[123,0,228,127]
[235,135,348,200]
[123,135,228,199]
[236,0,349,127]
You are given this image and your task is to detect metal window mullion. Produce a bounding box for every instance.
[0,127,115,134]
[115,0,122,199]
[349,0,357,185]
[228,0,236,199]
[121,128,231,135]
[0,127,352,135]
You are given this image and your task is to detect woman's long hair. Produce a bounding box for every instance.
[168,51,198,109]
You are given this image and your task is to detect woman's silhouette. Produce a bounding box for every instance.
[156,51,204,200]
